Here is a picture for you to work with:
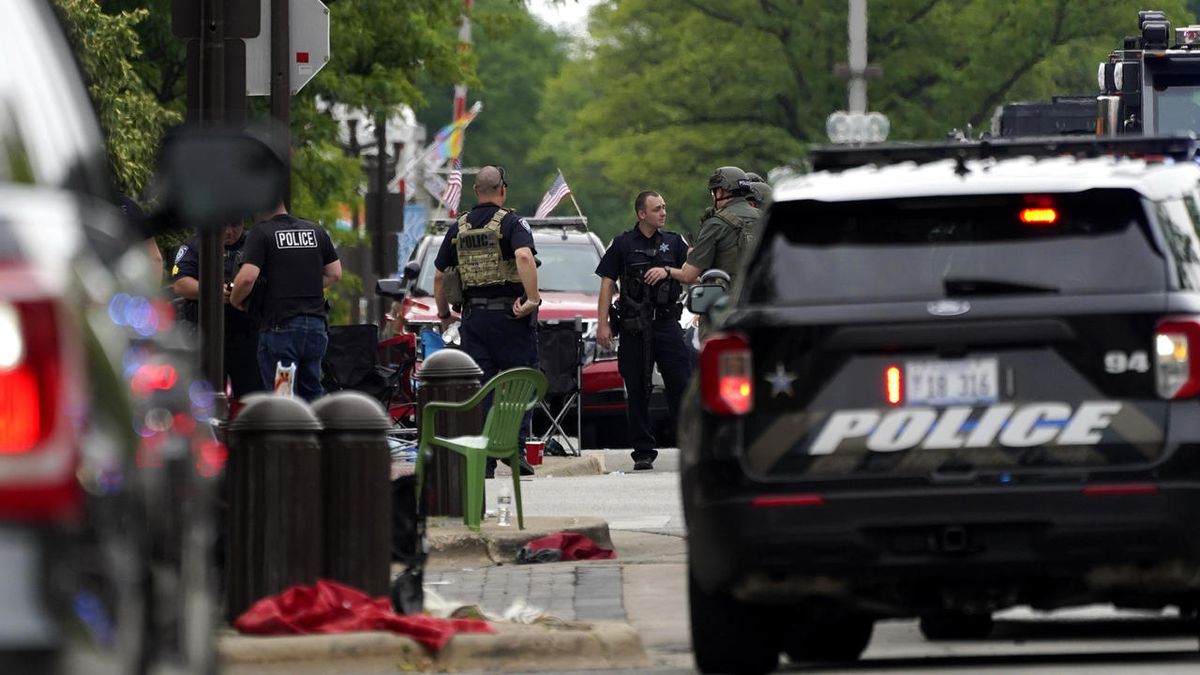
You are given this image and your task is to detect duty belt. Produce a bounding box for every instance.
[465,296,518,311]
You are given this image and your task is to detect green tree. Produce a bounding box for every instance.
[539,0,1192,242]
[415,0,569,215]
[52,0,181,195]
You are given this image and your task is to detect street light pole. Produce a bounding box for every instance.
[199,0,227,419]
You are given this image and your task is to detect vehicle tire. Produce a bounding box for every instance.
[688,572,779,674]
[782,614,873,663]
[919,611,994,641]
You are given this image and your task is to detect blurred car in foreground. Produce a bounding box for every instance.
[681,136,1200,672]
[0,2,238,672]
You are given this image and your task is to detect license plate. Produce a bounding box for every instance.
[906,358,999,406]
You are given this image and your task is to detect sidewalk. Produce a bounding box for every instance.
[217,452,658,673]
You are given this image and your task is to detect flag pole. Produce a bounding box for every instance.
[558,167,585,218]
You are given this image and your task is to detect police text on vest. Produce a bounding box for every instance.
[275,229,318,249]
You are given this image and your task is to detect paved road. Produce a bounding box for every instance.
[485,449,1200,673]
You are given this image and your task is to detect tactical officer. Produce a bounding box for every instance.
[171,222,265,399]
[678,166,760,287]
[745,171,772,209]
[230,201,342,401]
[434,165,539,478]
[596,191,693,471]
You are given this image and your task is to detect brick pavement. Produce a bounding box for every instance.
[425,563,626,622]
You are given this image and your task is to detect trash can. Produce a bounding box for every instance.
[224,393,323,622]
[311,391,392,598]
[415,349,483,518]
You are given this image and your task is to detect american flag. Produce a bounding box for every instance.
[534,172,571,218]
[441,157,463,215]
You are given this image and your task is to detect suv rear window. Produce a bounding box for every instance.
[746,189,1164,305]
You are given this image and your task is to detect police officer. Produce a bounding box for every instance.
[678,166,760,287]
[230,201,342,401]
[596,191,693,471]
[745,171,772,209]
[433,165,539,478]
[171,222,265,399]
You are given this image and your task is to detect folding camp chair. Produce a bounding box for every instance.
[322,324,410,434]
[534,318,584,456]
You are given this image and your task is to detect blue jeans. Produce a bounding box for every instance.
[257,315,329,402]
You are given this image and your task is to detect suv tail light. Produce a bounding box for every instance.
[0,296,77,522]
[0,300,60,453]
[1155,317,1200,399]
[700,332,753,415]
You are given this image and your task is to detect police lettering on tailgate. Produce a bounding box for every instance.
[808,401,1123,455]
[275,229,318,249]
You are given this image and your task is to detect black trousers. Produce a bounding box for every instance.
[460,305,539,471]
[618,317,694,463]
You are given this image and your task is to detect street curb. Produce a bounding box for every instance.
[218,621,648,673]
[426,516,614,567]
[492,452,606,478]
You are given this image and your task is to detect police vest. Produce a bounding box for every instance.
[455,208,522,290]
[618,235,682,314]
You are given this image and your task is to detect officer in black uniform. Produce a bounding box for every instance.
[434,165,540,478]
[171,222,265,399]
[231,201,342,401]
[595,191,693,470]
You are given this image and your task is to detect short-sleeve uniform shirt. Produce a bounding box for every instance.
[171,232,258,335]
[434,202,536,299]
[595,224,689,288]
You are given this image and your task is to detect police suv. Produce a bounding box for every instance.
[680,136,1200,673]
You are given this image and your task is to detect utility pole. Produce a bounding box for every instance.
[371,112,387,325]
[847,0,868,114]
[199,0,227,418]
[271,0,291,204]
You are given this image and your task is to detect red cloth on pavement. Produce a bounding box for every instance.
[233,579,492,651]
[517,532,616,564]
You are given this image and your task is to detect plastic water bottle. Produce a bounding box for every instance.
[496,483,513,527]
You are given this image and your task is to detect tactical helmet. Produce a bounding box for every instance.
[708,166,750,194]
[745,171,764,183]
[747,181,772,206]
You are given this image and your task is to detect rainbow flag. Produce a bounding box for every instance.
[431,106,480,162]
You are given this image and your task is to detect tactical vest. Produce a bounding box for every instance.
[709,197,759,277]
[455,208,523,290]
[618,234,682,318]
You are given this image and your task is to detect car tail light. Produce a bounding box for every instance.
[700,332,752,416]
[1082,483,1159,497]
[1019,207,1058,225]
[751,494,825,508]
[0,301,60,453]
[1155,317,1200,399]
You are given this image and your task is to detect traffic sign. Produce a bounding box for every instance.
[244,0,331,96]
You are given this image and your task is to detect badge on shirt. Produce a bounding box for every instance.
[659,242,670,253]
[174,244,189,264]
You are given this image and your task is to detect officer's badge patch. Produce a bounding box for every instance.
[174,245,188,264]
[520,218,532,233]
[659,243,670,253]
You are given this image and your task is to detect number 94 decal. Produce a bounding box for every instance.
[1105,350,1149,374]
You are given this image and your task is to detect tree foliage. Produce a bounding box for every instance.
[538,0,1192,242]
[415,0,568,214]
[53,0,181,195]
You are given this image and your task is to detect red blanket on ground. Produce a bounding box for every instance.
[233,580,493,651]
[516,532,617,564]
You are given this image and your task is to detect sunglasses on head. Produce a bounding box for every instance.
[497,165,507,188]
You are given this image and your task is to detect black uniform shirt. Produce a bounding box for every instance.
[596,224,689,285]
[434,202,536,300]
[241,214,339,329]
[171,232,259,335]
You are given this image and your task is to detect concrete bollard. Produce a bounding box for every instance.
[311,391,392,598]
[224,393,323,622]
[415,349,483,518]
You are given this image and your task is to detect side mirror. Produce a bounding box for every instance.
[145,127,287,232]
[403,260,421,280]
[376,278,407,299]
[687,283,728,315]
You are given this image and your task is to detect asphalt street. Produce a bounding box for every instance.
[498,449,1200,674]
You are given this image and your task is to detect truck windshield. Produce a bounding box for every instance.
[1152,72,1200,134]
[746,190,1163,305]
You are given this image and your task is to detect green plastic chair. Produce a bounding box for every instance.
[415,367,548,532]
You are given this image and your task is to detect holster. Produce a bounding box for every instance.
[608,302,622,338]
